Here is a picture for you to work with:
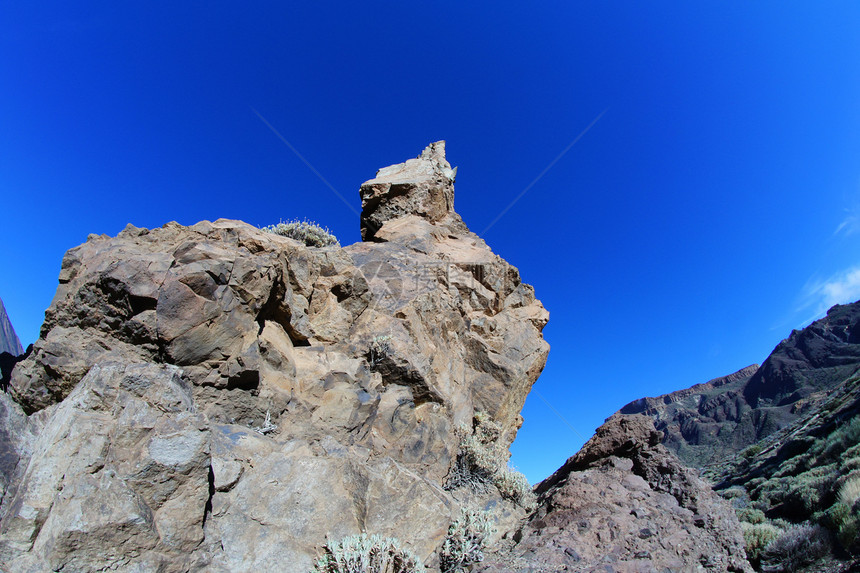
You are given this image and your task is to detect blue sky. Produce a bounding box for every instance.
[2,2,860,483]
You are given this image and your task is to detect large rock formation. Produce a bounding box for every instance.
[619,301,860,468]
[478,415,753,573]
[0,296,23,356]
[0,143,551,571]
[0,142,754,572]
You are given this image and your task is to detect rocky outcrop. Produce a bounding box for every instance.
[478,415,753,573]
[0,142,756,572]
[0,297,23,356]
[619,302,860,468]
[0,143,550,571]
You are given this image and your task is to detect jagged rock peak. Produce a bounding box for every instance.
[360,141,463,240]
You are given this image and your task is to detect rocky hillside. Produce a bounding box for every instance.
[0,143,752,572]
[479,415,751,572]
[620,302,860,469]
[622,302,860,571]
[0,297,23,357]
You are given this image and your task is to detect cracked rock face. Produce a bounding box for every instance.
[0,143,550,571]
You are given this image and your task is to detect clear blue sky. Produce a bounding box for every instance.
[2,2,860,483]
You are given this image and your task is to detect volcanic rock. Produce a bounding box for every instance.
[478,415,753,573]
[0,143,550,571]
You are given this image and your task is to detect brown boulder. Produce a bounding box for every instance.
[478,415,753,573]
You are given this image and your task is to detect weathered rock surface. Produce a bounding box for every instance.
[478,415,753,573]
[619,301,860,468]
[0,143,550,571]
[0,297,23,356]
[0,142,753,572]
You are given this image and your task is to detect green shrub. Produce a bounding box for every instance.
[737,507,766,524]
[439,508,494,573]
[311,533,424,573]
[262,219,340,247]
[810,416,860,463]
[742,444,763,459]
[741,521,782,564]
[445,412,537,510]
[837,514,859,553]
[788,465,839,513]
[824,502,852,531]
[760,523,831,572]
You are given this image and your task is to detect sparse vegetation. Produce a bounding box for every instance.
[311,533,424,573]
[728,409,860,564]
[737,507,766,525]
[369,335,393,366]
[838,474,860,508]
[742,444,763,460]
[253,410,277,435]
[262,219,340,247]
[439,508,494,573]
[741,521,782,565]
[759,523,831,572]
[445,411,537,510]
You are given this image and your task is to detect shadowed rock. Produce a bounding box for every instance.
[0,297,23,357]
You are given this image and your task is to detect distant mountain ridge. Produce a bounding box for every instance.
[620,301,860,468]
[0,297,23,356]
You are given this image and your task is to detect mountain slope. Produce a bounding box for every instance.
[620,301,860,469]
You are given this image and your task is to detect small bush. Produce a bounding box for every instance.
[760,523,831,572]
[839,475,860,508]
[810,416,860,464]
[837,514,859,553]
[825,502,852,528]
[737,507,767,525]
[495,468,537,511]
[742,444,763,459]
[446,417,507,492]
[445,412,537,510]
[439,508,494,573]
[262,219,340,247]
[311,533,424,573]
[742,521,782,564]
[369,335,393,366]
[719,487,747,500]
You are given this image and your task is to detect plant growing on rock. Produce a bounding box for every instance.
[261,219,340,247]
[253,410,277,435]
[311,533,424,573]
[369,335,393,366]
[439,508,494,573]
[445,411,537,510]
